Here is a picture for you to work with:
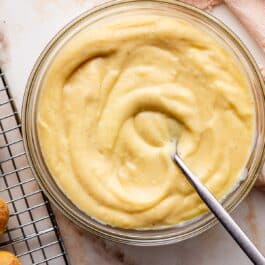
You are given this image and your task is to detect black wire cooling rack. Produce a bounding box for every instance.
[0,68,70,265]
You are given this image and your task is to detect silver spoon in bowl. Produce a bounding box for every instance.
[173,152,265,265]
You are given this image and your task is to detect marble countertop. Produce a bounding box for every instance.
[1,1,265,264]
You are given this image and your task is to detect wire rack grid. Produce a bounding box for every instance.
[0,68,70,265]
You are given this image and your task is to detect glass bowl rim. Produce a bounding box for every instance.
[22,0,265,246]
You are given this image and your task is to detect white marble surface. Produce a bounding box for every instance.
[1,1,265,264]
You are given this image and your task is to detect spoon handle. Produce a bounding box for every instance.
[173,153,265,265]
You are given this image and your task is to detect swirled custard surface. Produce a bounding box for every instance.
[38,15,255,228]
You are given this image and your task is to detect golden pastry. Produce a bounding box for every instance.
[0,251,21,265]
[0,198,9,234]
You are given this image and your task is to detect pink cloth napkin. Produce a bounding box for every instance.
[182,0,222,9]
[224,0,265,51]
[183,0,265,51]
[182,0,265,189]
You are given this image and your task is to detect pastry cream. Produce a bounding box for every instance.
[38,15,255,228]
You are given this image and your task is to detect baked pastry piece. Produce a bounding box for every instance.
[0,251,21,265]
[0,198,9,234]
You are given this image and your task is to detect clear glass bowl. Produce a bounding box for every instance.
[22,0,265,245]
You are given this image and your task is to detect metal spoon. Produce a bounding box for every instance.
[173,153,265,265]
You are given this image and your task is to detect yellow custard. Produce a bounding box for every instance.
[38,15,255,229]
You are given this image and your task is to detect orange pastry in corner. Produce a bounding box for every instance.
[0,198,9,234]
[0,251,21,265]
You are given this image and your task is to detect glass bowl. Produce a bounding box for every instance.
[22,0,265,246]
